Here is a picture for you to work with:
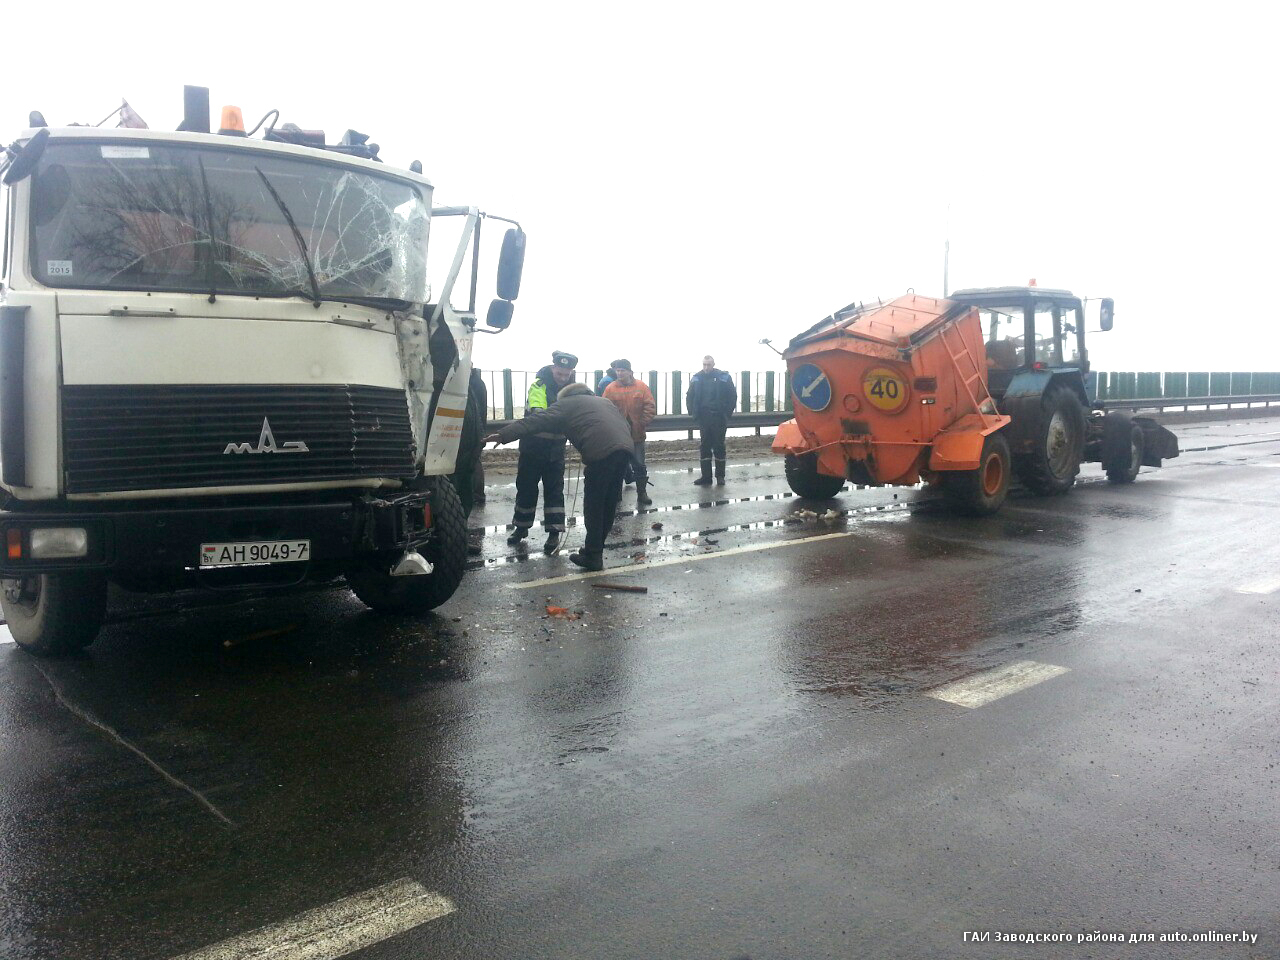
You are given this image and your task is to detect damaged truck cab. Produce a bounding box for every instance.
[0,89,525,654]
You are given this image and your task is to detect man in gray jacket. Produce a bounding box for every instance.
[487,382,634,571]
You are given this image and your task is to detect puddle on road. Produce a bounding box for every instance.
[470,500,918,569]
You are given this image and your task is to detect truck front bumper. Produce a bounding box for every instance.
[0,491,431,588]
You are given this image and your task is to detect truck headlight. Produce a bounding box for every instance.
[30,527,89,559]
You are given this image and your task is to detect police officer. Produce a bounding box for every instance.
[686,355,738,485]
[509,350,576,554]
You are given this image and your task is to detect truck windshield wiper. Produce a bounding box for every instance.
[197,157,218,304]
[335,294,416,312]
[255,167,321,307]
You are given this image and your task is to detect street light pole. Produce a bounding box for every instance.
[943,203,950,297]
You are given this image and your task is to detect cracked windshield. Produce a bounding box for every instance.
[29,141,429,304]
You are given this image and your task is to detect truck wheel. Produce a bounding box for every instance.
[1,572,107,656]
[1104,420,1144,484]
[347,476,469,614]
[942,432,1011,516]
[1016,385,1086,495]
[784,453,845,500]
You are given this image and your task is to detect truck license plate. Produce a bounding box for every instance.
[200,540,311,568]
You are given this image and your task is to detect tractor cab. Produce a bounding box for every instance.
[949,286,1111,406]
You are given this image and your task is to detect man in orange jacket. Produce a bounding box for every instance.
[603,359,656,506]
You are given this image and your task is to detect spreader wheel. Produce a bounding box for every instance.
[943,431,1011,516]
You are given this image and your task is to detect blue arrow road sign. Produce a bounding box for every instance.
[792,363,831,412]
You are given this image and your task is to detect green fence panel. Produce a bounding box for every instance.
[502,369,514,420]
[1095,371,1109,400]
[741,372,751,413]
[1187,372,1209,397]
[1209,372,1231,396]
[1137,372,1161,398]
[1163,372,1187,398]
[593,369,603,393]
[784,371,793,411]
[765,371,775,412]
[648,370,658,410]
[1230,372,1252,396]
[672,371,682,415]
[1114,372,1136,400]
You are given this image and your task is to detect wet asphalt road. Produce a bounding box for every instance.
[1,417,1278,960]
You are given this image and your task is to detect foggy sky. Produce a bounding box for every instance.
[5,1,1277,378]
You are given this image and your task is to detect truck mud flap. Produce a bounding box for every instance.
[1134,416,1179,465]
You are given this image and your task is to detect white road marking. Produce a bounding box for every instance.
[511,531,856,589]
[0,623,13,645]
[171,878,454,960]
[927,660,1070,709]
[1237,575,1280,594]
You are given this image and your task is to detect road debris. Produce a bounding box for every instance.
[545,606,581,620]
[224,623,300,649]
[591,583,649,593]
[651,522,664,530]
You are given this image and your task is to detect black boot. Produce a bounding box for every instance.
[506,526,529,545]
[467,531,484,556]
[636,482,652,506]
[543,531,562,555]
[569,551,603,572]
[715,459,726,485]
[694,457,712,485]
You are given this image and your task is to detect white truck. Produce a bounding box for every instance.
[0,87,524,654]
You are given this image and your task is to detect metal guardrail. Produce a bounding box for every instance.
[480,369,1280,424]
[1102,393,1280,410]
[487,395,1280,436]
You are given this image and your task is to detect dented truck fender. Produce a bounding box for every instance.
[928,414,1013,472]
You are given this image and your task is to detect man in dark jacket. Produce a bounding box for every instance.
[488,382,633,571]
[451,367,488,554]
[686,355,738,485]
[511,350,576,554]
[595,363,635,485]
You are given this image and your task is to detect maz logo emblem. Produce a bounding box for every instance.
[224,418,310,454]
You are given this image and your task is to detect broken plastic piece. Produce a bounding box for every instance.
[391,551,433,576]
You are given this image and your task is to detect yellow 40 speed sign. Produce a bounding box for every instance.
[862,366,910,413]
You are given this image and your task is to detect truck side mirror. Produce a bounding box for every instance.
[1099,298,1114,331]
[486,299,514,330]
[2,128,50,186]
[496,228,525,302]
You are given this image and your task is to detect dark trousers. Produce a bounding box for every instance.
[451,466,476,517]
[697,414,728,479]
[513,452,566,531]
[582,450,631,555]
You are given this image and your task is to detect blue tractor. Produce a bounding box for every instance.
[949,286,1179,492]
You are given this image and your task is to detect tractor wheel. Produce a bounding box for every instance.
[784,453,845,500]
[943,432,1011,516]
[1104,419,1144,484]
[1,571,107,657]
[1016,385,1086,495]
[347,476,469,614]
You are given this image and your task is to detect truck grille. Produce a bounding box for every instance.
[62,384,416,493]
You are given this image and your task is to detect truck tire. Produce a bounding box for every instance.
[347,476,469,614]
[1016,385,1086,495]
[942,432,1011,516]
[1,572,108,656]
[1104,419,1144,484]
[784,452,845,500]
